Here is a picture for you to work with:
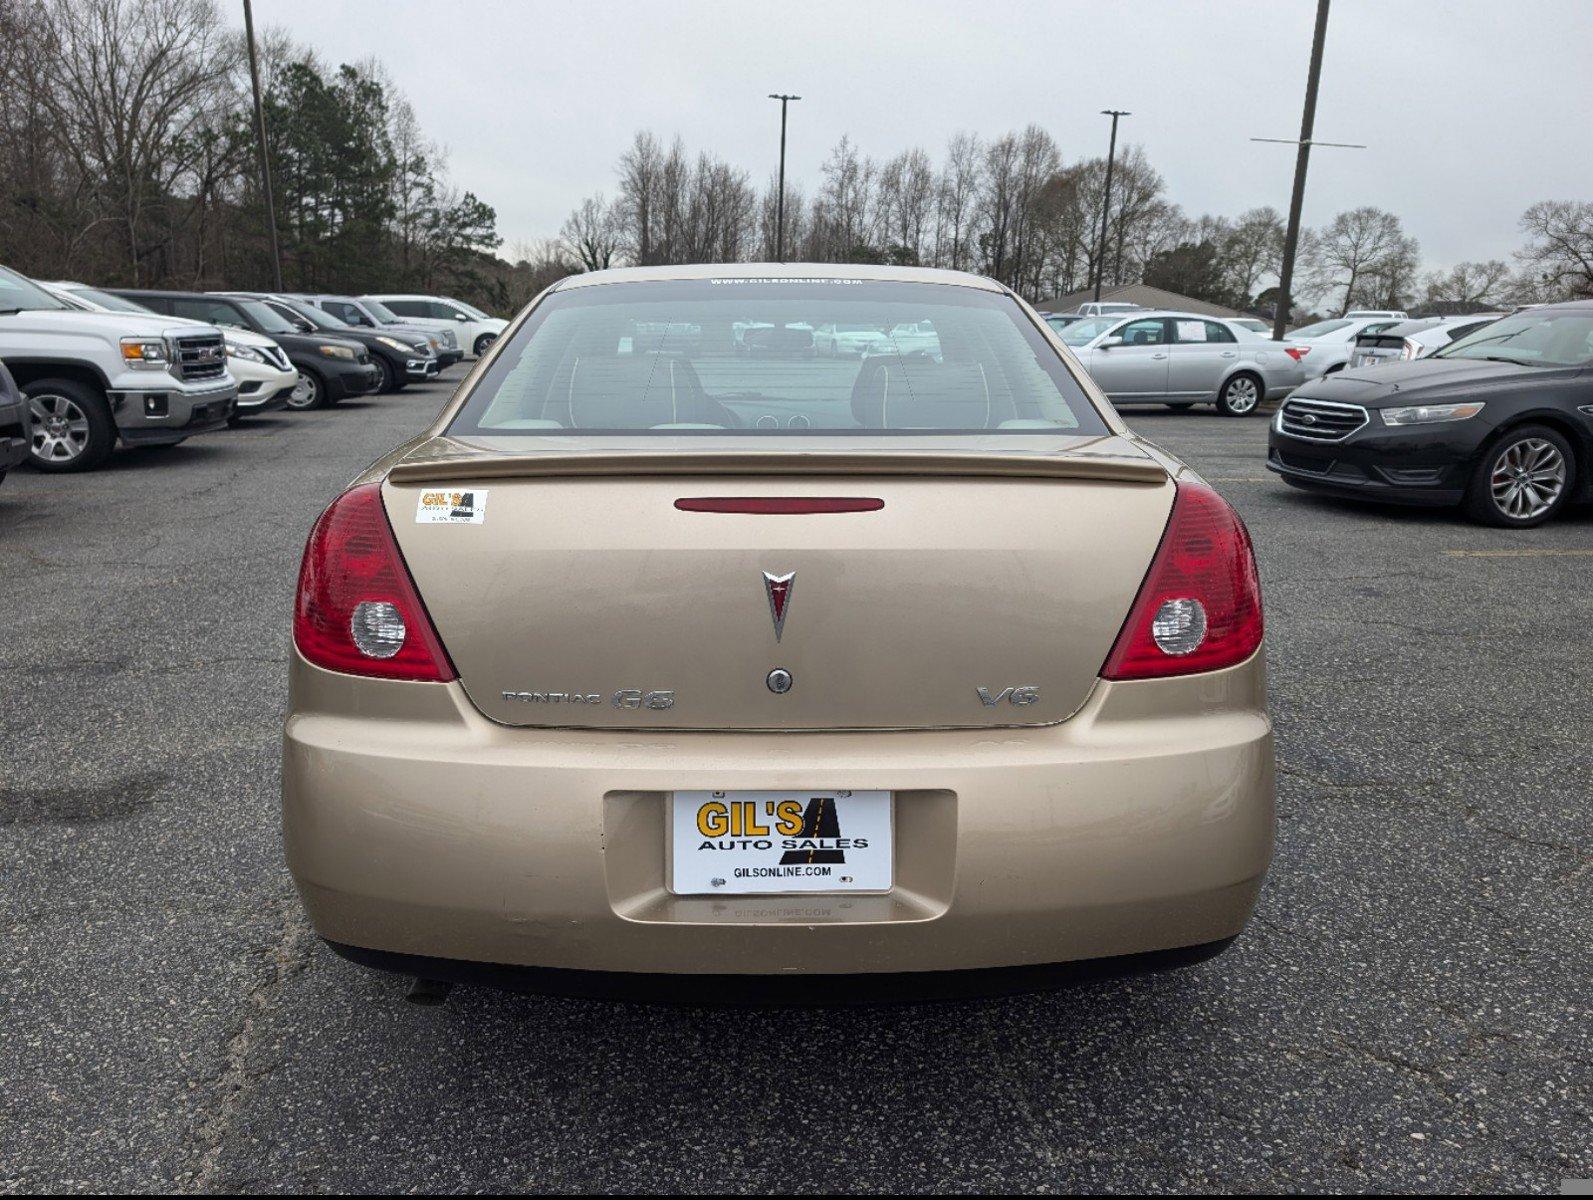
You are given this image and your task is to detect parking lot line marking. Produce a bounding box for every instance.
[1442,548,1593,558]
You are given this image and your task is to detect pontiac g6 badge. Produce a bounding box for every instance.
[763,570,795,641]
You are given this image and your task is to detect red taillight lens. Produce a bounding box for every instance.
[1101,480,1263,681]
[1284,346,1310,362]
[293,483,456,682]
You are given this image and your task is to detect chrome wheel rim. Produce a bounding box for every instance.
[29,393,89,462]
[1225,376,1259,413]
[1490,438,1566,520]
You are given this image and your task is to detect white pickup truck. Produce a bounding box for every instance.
[0,265,237,471]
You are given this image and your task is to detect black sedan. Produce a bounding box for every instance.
[223,293,440,394]
[1268,301,1593,527]
[109,290,382,411]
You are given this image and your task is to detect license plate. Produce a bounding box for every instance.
[669,790,892,895]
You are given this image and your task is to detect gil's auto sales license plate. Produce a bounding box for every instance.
[670,790,892,895]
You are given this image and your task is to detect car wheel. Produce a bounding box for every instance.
[1217,373,1263,417]
[473,333,496,357]
[25,378,116,471]
[373,356,397,394]
[1464,424,1576,528]
[285,370,329,411]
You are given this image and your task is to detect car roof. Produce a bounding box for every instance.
[110,288,240,300]
[551,262,1006,292]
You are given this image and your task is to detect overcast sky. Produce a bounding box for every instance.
[258,0,1593,269]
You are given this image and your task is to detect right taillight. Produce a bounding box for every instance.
[293,483,456,682]
[1101,480,1263,680]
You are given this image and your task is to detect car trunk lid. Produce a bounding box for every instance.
[382,436,1174,730]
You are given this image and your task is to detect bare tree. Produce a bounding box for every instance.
[932,132,982,272]
[876,147,934,265]
[1220,207,1285,306]
[1422,259,1511,307]
[1306,207,1417,315]
[33,0,242,282]
[1514,200,1593,299]
[560,192,621,271]
[811,135,877,261]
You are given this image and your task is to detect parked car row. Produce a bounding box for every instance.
[0,263,487,473]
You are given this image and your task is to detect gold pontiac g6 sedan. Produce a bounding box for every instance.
[283,264,1273,1001]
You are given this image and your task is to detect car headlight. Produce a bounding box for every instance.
[1380,402,1485,426]
[317,344,356,360]
[375,336,410,352]
[226,340,266,363]
[120,337,170,369]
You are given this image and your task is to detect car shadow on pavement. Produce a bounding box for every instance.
[1275,485,1593,529]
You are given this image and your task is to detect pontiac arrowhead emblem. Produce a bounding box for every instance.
[762,571,795,641]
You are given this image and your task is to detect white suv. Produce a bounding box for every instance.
[364,294,507,358]
[0,266,236,471]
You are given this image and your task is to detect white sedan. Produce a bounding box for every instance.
[1282,316,1407,379]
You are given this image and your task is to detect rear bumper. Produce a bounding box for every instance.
[326,936,1238,1003]
[284,651,1274,979]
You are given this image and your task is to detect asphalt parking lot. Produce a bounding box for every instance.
[0,379,1587,1193]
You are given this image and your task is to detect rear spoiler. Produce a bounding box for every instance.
[386,446,1169,486]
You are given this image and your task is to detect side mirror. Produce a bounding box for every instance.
[1099,336,1124,350]
[293,319,313,333]
[455,313,470,321]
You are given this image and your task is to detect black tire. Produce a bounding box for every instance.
[1463,423,1577,528]
[1217,372,1264,417]
[286,368,332,411]
[24,377,116,471]
[373,355,398,394]
[472,333,496,357]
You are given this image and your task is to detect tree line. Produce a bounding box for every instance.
[6,1,1591,321]
[0,0,506,308]
[547,128,1593,319]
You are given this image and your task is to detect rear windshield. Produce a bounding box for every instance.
[447,278,1108,437]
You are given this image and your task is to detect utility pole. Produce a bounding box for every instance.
[242,0,283,291]
[1253,0,1363,339]
[768,94,800,262]
[1092,110,1130,302]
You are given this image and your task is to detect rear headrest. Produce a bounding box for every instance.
[850,358,1000,429]
[562,354,707,428]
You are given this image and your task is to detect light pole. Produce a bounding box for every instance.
[1252,0,1363,339]
[768,93,800,262]
[1092,110,1130,302]
[242,0,283,291]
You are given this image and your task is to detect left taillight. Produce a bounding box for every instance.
[1101,479,1263,681]
[293,483,456,682]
